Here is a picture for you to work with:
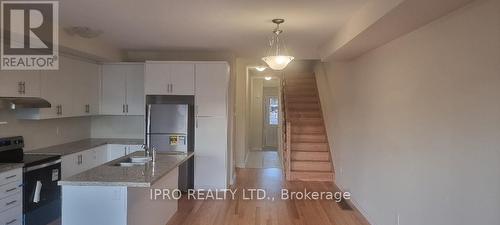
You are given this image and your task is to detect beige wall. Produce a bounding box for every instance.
[315,0,500,224]
[0,110,90,151]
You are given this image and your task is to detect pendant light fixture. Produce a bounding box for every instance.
[262,19,294,70]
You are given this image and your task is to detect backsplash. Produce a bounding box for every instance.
[90,115,144,139]
[0,110,91,150]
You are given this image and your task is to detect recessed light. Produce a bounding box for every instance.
[255,66,266,72]
[264,77,272,80]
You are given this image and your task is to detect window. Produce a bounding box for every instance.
[269,97,279,125]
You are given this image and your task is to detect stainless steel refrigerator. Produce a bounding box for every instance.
[145,95,195,192]
[146,104,188,153]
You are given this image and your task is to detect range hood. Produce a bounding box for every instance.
[0,97,51,109]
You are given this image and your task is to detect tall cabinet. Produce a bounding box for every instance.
[194,63,229,189]
[145,61,229,189]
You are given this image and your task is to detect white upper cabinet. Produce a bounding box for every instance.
[16,55,100,119]
[0,70,40,97]
[170,63,195,95]
[72,60,100,116]
[20,56,76,119]
[145,62,195,95]
[195,63,229,117]
[125,65,145,115]
[101,64,127,115]
[100,64,144,115]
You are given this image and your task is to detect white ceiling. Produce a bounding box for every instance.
[58,0,367,59]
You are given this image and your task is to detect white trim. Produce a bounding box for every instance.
[335,183,377,225]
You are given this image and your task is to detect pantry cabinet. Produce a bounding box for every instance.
[100,64,144,115]
[145,62,195,95]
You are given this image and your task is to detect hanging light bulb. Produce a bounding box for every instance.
[262,19,294,70]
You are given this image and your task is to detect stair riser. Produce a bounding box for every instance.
[289,172,334,181]
[288,112,322,118]
[291,152,330,161]
[292,126,325,134]
[292,143,329,151]
[287,104,320,109]
[291,135,327,142]
[291,161,332,172]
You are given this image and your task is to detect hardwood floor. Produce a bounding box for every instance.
[167,168,370,225]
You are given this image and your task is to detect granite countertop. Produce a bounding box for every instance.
[27,138,144,156]
[0,163,24,173]
[58,151,194,187]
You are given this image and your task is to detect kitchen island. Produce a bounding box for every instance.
[59,151,194,225]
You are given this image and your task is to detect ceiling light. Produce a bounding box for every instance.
[264,77,272,80]
[262,19,294,71]
[255,66,266,72]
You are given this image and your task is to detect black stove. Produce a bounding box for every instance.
[0,136,62,225]
[0,136,60,167]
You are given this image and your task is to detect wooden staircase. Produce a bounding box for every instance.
[282,74,334,181]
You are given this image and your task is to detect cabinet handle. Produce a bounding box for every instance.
[18,82,23,94]
[122,104,125,113]
[196,118,198,128]
[60,105,63,115]
[5,175,16,180]
[126,104,129,113]
[5,200,16,206]
[5,188,17,193]
[6,219,17,225]
[22,81,26,94]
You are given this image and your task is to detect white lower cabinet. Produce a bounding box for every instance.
[0,168,22,225]
[0,206,22,225]
[106,144,128,161]
[62,144,143,179]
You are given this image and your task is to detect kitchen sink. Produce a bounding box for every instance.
[113,156,152,167]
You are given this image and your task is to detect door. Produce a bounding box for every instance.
[145,63,171,95]
[0,70,40,97]
[263,96,279,148]
[125,64,145,115]
[195,63,229,117]
[101,65,126,115]
[194,117,227,189]
[170,63,195,95]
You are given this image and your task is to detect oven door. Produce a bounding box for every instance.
[23,160,61,225]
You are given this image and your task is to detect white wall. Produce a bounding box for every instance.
[90,116,144,139]
[315,0,500,224]
[0,110,90,150]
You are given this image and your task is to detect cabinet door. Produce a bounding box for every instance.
[145,63,170,95]
[194,117,227,189]
[170,63,195,95]
[125,64,145,115]
[0,70,40,97]
[106,144,127,161]
[38,56,75,118]
[101,65,126,115]
[195,63,229,117]
[62,154,81,179]
[72,60,100,116]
